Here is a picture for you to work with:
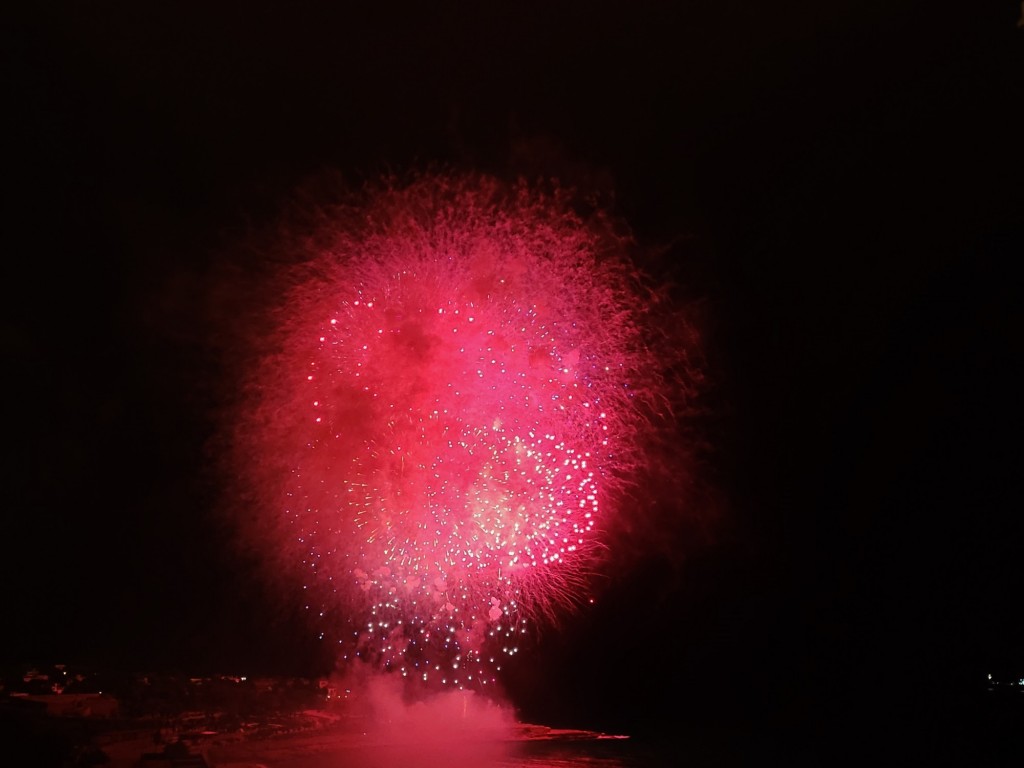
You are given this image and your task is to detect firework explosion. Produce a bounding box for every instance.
[224,172,697,690]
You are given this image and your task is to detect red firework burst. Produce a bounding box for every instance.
[222,171,699,689]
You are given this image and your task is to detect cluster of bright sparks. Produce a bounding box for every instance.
[232,174,664,690]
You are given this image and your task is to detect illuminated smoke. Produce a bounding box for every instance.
[222,171,701,690]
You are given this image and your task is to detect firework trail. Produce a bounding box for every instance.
[222,171,700,690]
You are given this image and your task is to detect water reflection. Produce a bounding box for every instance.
[260,736,664,768]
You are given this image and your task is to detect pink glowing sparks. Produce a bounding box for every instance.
[224,172,699,689]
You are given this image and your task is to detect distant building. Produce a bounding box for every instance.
[250,677,278,693]
[19,693,120,718]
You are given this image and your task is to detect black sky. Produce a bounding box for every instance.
[5,1,1023,755]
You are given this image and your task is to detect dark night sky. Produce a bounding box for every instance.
[4,1,1023,754]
